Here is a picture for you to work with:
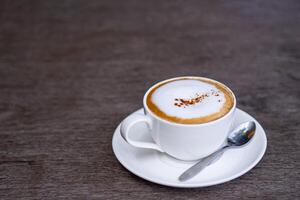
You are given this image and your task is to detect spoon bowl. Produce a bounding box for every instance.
[227,121,256,147]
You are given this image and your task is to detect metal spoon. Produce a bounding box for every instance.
[178,121,256,182]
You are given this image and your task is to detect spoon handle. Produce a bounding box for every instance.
[178,146,228,182]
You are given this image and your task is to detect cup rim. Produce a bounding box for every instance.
[143,76,236,127]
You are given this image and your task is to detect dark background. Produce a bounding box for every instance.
[0,0,299,199]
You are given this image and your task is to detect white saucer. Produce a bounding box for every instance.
[112,108,267,188]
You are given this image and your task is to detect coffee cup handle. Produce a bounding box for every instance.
[120,113,164,152]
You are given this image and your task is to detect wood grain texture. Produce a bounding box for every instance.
[0,0,299,199]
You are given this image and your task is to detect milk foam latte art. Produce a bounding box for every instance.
[146,77,234,124]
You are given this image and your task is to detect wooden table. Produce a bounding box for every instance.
[0,0,299,199]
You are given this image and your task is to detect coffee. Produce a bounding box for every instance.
[146,77,234,124]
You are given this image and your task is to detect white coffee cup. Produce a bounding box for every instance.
[120,77,236,161]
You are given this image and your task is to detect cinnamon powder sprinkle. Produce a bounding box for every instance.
[174,93,208,107]
[174,90,221,107]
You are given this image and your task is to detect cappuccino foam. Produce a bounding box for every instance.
[146,78,234,124]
